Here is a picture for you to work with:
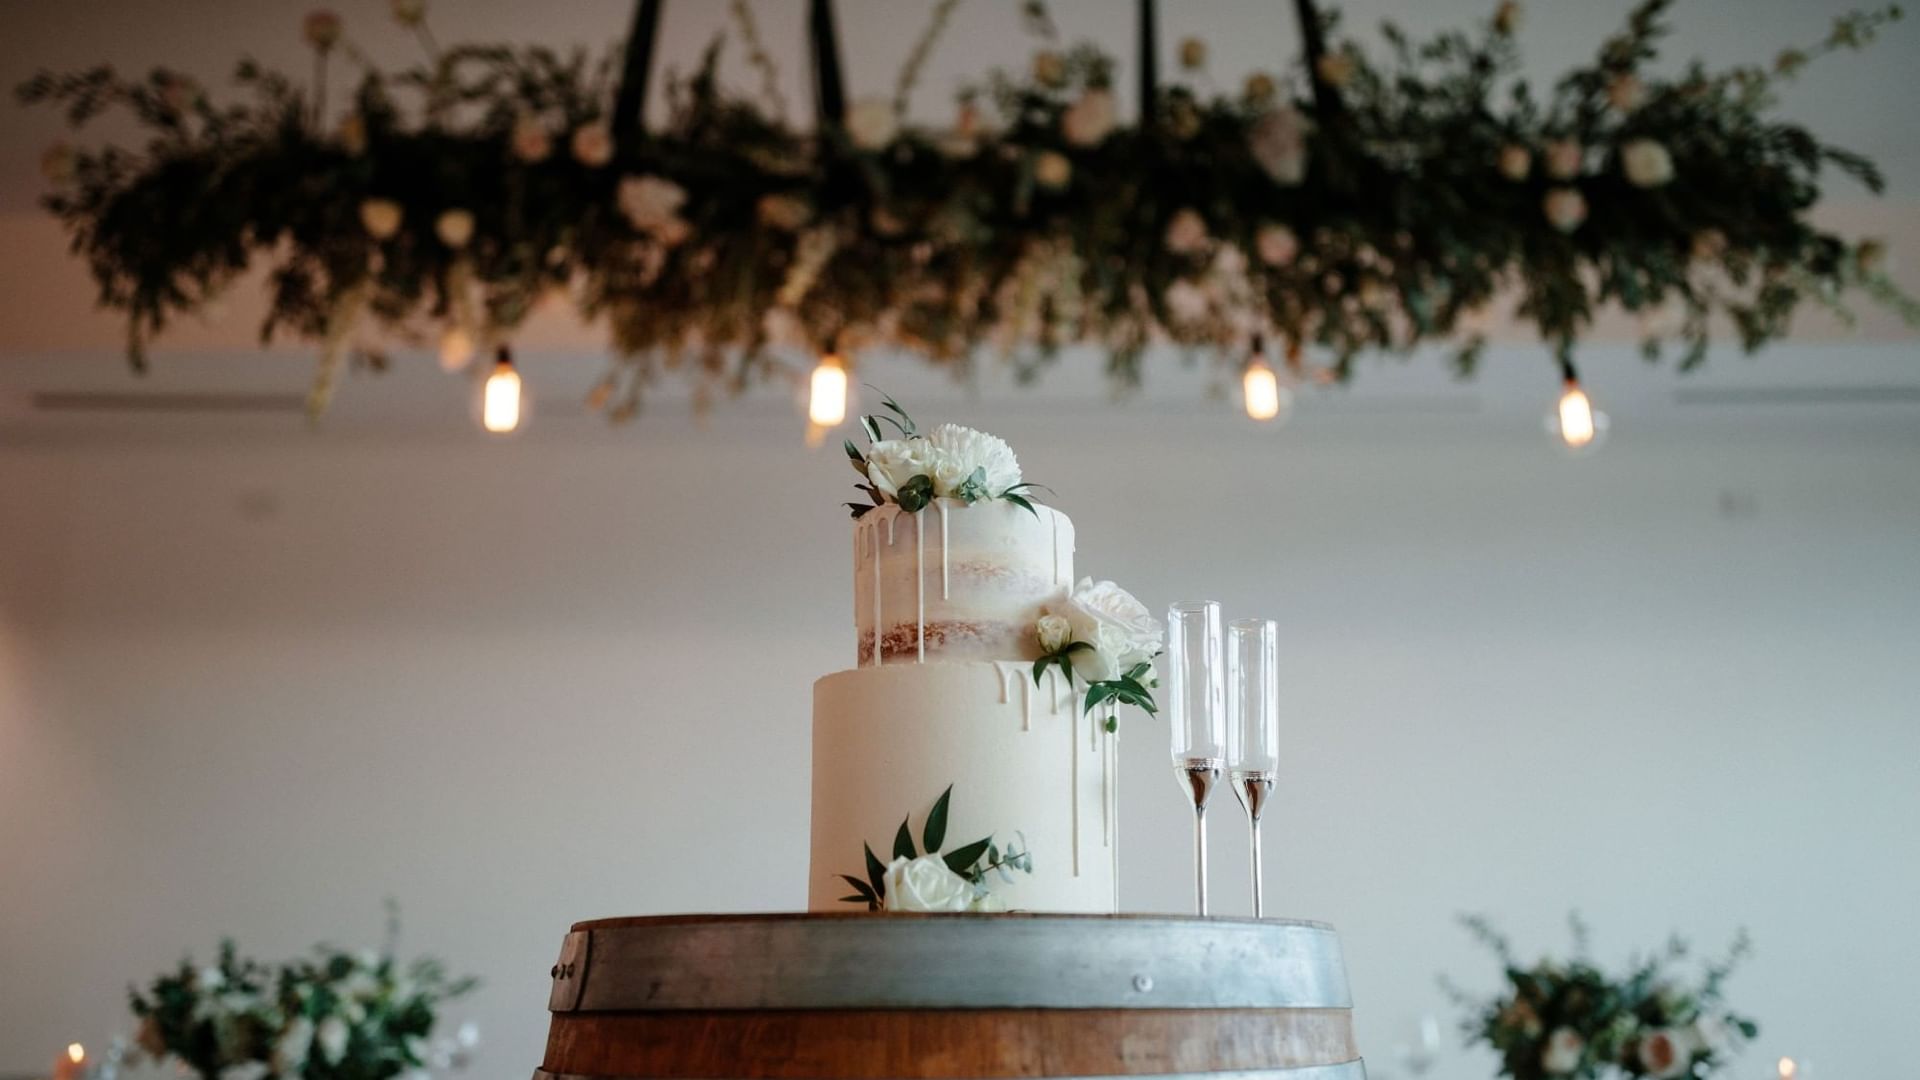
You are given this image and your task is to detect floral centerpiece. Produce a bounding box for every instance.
[1033,579,1163,731]
[15,0,1913,421]
[1446,915,1758,1080]
[838,785,1033,912]
[128,927,477,1080]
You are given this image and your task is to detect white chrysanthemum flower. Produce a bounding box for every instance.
[926,423,1022,497]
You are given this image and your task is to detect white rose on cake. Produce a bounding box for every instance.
[1035,614,1073,654]
[926,423,1022,499]
[863,438,949,499]
[1047,578,1162,681]
[882,854,974,912]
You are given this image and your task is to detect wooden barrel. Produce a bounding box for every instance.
[533,913,1366,1079]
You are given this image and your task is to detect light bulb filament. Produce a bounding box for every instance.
[809,355,848,426]
[1557,382,1596,448]
[483,354,523,433]
[1243,358,1281,421]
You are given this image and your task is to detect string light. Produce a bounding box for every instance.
[482,346,523,434]
[1546,357,1607,453]
[1777,1058,1798,1079]
[809,352,849,426]
[1242,336,1292,423]
[67,1045,85,1064]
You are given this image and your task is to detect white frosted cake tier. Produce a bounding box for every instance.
[853,500,1074,666]
[809,661,1119,913]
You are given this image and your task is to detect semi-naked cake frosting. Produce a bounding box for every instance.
[811,496,1120,912]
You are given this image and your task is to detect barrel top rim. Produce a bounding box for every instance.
[567,912,1339,933]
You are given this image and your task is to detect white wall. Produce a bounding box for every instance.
[2,395,1917,1079]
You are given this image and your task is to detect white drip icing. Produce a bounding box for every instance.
[936,500,950,600]
[1049,510,1061,586]
[993,662,1036,732]
[870,520,882,668]
[1070,693,1080,877]
[914,512,926,662]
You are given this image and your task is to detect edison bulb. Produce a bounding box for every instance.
[809,355,848,426]
[67,1045,85,1064]
[482,356,523,434]
[1547,381,1607,453]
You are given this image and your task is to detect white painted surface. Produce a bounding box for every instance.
[1,377,1916,1078]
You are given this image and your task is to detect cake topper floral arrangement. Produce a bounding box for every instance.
[16,0,1913,422]
[838,785,1033,913]
[1445,914,1758,1080]
[842,391,1046,518]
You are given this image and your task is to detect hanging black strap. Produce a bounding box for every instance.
[611,0,663,138]
[1293,0,1342,119]
[809,0,847,129]
[1138,0,1158,124]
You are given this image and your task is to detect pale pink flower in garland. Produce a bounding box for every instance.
[1621,138,1675,187]
[1061,89,1116,147]
[1542,187,1587,233]
[1543,138,1583,179]
[509,116,552,163]
[434,209,474,250]
[616,175,686,233]
[303,10,343,52]
[1163,208,1209,255]
[358,198,403,240]
[1164,279,1210,325]
[1256,223,1299,267]
[570,123,614,168]
[1498,144,1532,181]
[1033,150,1072,190]
[1248,107,1309,186]
[1607,72,1646,112]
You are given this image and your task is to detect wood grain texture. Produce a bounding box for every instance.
[540,1007,1358,1078]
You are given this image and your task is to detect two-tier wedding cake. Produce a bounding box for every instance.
[808,399,1162,914]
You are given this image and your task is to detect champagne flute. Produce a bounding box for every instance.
[1227,617,1279,917]
[1167,600,1225,916]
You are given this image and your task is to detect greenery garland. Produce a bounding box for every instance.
[16,0,1914,421]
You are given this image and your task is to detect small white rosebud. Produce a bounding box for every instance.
[1036,614,1073,654]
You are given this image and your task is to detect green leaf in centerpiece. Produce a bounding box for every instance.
[893,817,917,861]
[923,785,953,852]
[896,474,935,513]
[864,843,889,900]
[954,465,988,503]
[1031,656,1052,687]
[942,836,992,876]
[866,386,919,437]
[859,415,883,444]
[1001,492,1039,519]
[837,874,879,909]
[843,440,867,476]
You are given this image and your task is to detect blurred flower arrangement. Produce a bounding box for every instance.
[126,922,477,1080]
[14,0,1914,421]
[1445,914,1757,1080]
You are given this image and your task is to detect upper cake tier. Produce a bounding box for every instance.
[854,499,1074,666]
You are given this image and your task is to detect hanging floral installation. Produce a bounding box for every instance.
[16,0,1914,421]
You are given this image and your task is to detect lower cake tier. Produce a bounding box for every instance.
[810,662,1119,913]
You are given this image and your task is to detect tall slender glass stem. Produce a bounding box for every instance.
[1248,815,1263,917]
[1194,803,1209,915]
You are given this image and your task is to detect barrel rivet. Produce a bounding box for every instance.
[1132,974,1153,993]
[551,964,561,979]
